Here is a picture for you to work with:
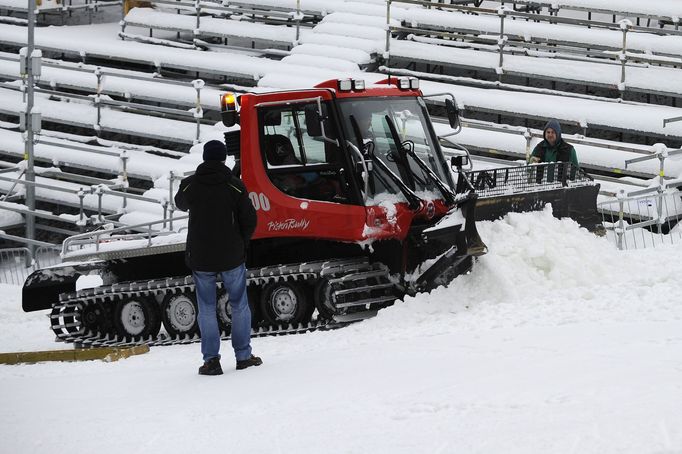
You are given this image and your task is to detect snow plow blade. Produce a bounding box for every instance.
[413,195,487,293]
[460,163,603,233]
[22,261,106,312]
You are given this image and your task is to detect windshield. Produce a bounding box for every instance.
[338,96,450,201]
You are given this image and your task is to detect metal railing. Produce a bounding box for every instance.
[598,146,682,250]
[460,162,593,198]
[438,116,661,177]
[0,168,191,231]
[121,0,313,49]
[387,0,682,97]
[61,213,189,258]
[0,52,209,143]
[496,0,682,29]
[0,0,122,24]
[599,186,682,250]
[0,244,61,286]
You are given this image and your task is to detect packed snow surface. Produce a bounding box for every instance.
[1,208,682,453]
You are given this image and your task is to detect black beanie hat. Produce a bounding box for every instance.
[203,140,227,161]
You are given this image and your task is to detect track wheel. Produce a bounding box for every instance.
[259,281,310,326]
[162,291,199,337]
[80,301,115,336]
[314,278,338,320]
[217,287,261,334]
[216,290,232,335]
[113,296,161,339]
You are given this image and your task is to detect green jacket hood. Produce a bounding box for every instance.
[543,119,563,144]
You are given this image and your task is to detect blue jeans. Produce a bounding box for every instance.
[193,264,252,362]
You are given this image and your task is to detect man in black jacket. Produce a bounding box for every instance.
[175,140,261,375]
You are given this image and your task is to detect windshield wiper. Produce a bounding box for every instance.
[370,154,422,210]
[349,114,422,210]
[349,115,376,195]
[384,115,456,206]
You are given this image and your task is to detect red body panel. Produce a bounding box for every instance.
[238,81,449,244]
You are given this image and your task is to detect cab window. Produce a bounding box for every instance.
[259,103,351,203]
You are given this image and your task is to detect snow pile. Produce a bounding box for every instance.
[2,209,682,454]
[365,205,682,336]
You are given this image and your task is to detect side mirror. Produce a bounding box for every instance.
[224,130,240,157]
[451,155,468,169]
[445,98,460,130]
[304,105,323,137]
[221,111,238,127]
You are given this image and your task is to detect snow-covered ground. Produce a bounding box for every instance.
[2,208,682,454]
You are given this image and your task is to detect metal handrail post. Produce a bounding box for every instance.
[168,170,175,208]
[192,79,204,143]
[295,0,301,44]
[193,0,201,47]
[616,189,625,250]
[119,149,128,210]
[95,66,103,132]
[25,2,37,255]
[524,128,532,162]
[169,204,175,231]
[162,201,168,229]
[77,187,86,230]
[168,170,176,230]
[24,245,33,268]
[619,19,631,91]
[95,185,104,224]
[497,6,508,82]
[120,0,126,37]
[656,150,667,234]
[385,0,392,70]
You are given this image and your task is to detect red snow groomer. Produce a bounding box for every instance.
[22,77,486,346]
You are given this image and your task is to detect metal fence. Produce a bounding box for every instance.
[461,162,593,198]
[597,146,682,249]
[0,246,62,286]
[599,188,682,250]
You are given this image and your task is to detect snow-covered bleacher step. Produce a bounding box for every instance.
[227,0,386,17]
[291,12,386,67]
[279,54,359,72]
[301,33,379,58]
[254,72,682,144]
[0,87,220,144]
[390,39,682,98]
[288,43,371,67]
[0,52,225,110]
[0,128,196,181]
[397,6,682,59]
[0,168,166,218]
[0,0,120,13]
[0,23,281,82]
[123,7,310,48]
[417,78,682,142]
[501,0,682,23]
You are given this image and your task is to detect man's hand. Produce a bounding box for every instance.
[529,156,541,164]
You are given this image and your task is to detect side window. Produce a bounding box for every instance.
[296,110,331,165]
[260,103,349,203]
[262,110,303,168]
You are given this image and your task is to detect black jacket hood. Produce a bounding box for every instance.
[195,160,232,186]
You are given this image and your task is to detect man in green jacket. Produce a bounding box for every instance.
[529,119,579,182]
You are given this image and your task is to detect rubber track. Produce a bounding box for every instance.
[49,258,401,348]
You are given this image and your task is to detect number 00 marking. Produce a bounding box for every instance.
[249,192,270,211]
